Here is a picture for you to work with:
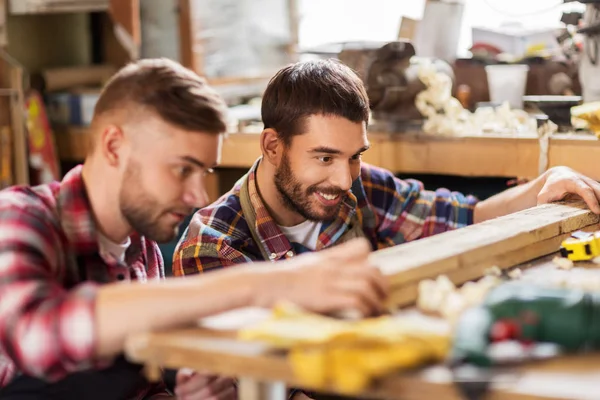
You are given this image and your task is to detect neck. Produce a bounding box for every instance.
[82,157,132,244]
[255,159,305,227]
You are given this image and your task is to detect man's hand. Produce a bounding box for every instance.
[174,369,237,400]
[537,166,600,213]
[252,238,389,317]
[474,166,600,223]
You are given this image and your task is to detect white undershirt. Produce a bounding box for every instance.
[277,220,322,251]
[97,232,131,264]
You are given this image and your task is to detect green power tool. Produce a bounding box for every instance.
[449,281,600,399]
[451,281,600,367]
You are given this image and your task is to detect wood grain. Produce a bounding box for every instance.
[372,201,598,287]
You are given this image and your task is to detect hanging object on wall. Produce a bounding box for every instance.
[24,90,60,184]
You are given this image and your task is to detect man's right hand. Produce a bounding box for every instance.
[254,238,389,317]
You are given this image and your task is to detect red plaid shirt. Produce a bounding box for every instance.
[0,165,167,399]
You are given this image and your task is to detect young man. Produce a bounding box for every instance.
[173,58,600,273]
[0,59,388,400]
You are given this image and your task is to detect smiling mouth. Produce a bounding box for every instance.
[317,191,340,201]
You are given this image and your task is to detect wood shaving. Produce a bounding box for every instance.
[552,256,574,270]
[414,61,537,137]
[508,268,523,279]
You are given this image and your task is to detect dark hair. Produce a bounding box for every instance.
[94,58,228,134]
[261,59,370,145]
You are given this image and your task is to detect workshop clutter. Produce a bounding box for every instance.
[238,303,450,394]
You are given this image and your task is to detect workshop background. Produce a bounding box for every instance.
[0,0,597,273]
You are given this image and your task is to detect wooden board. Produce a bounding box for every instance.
[371,201,599,308]
[9,66,28,185]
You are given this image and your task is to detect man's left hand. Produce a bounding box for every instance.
[174,368,237,400]
[537,166,600,213]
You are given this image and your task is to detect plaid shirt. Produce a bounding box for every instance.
[0,165,167,399]
[173,159,478,275]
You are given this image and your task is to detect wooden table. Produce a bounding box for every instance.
[124,253,600,400]
[55,128,600,202]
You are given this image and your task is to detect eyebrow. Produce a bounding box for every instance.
[309,144,371,156]
[180,156,217,169]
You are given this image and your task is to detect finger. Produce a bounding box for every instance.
[571,179,600,213]
[175,374,216,397]
[582,176,600,212]
[213,384,237,400]
[333,276,383,316]
[175,368,196,385]
[343,264,389,301]
[187,377,236,400]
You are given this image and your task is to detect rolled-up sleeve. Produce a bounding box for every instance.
[359,164,478,246]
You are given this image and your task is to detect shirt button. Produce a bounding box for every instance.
[286,251,294,257]
[117,273,125,281]
[269,253,277,260]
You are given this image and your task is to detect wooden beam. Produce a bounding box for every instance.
[370,201,600,308]
[9,65,28,185]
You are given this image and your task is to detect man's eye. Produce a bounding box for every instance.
[318,156,333,163]
[351,153,362,161]
[178,166,193,178]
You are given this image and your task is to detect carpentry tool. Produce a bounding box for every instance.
[559,229,600,261]
[448,281,600,399]
[450,281,600,368]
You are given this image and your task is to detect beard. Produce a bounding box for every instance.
[273,152,346,222]
[119,159,182,243]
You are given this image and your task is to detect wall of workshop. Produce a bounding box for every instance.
[5,13,91,72]
[140,0,180,61]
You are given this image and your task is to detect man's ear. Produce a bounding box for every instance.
[99,124,126,167]
[260,128,284,166]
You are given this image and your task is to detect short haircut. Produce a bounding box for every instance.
[94,58,228,134]
[261,59,370,145]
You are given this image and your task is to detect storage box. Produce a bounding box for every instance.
[45,89,101,127]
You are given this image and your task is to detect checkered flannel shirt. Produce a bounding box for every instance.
[173,159,479,275]
[0,165,167,399]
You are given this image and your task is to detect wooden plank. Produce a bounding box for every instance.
[108,0,140,60]
[178,0,197,72]
[9,66,28,185]
[371,201,599,306]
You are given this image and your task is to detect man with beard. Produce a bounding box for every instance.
[0,58,389,400]
[173,58,600,399]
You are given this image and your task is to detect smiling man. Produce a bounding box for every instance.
[173,59,600,276]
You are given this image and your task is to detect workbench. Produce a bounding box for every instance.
[55,127,600,201]
[124,202,600,400]
[124,254,600,400]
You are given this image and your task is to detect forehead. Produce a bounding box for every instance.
[132,113,222,163]
[291,114,368,152]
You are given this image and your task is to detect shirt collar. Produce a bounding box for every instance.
[57,165,143,264]
[243,158,358,260]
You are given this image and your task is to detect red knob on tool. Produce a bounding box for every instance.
[490,319,520,342]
